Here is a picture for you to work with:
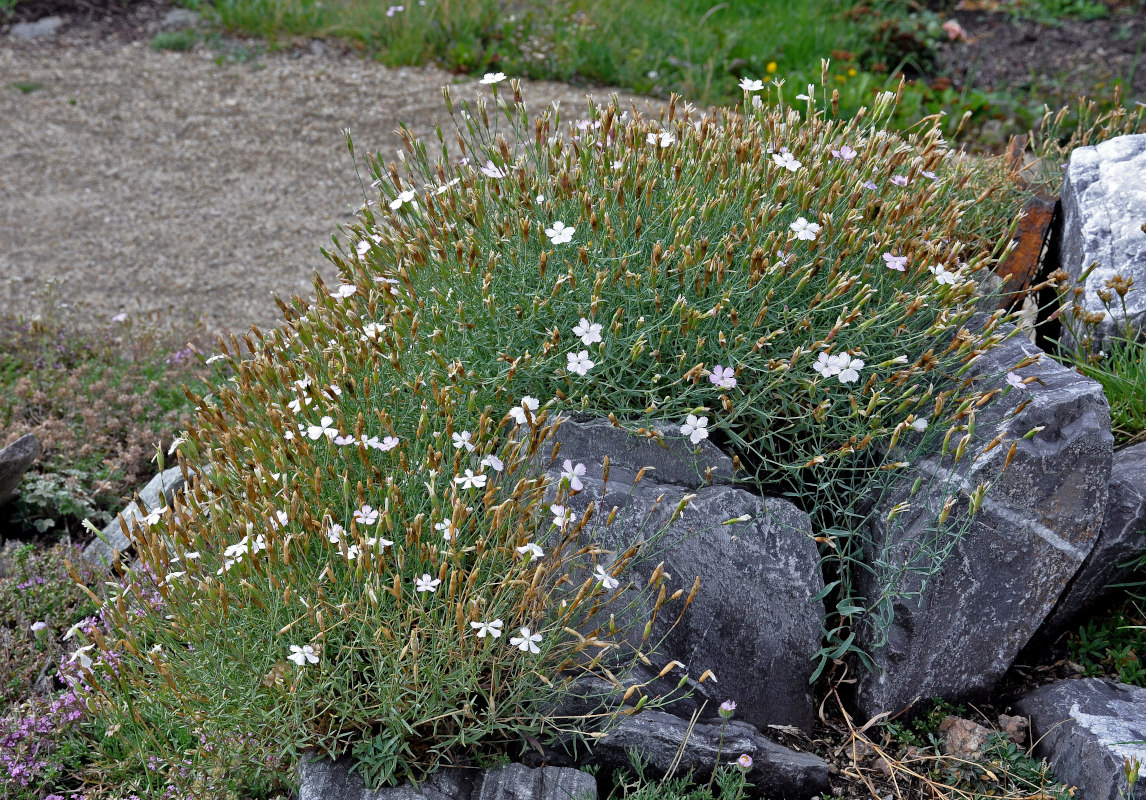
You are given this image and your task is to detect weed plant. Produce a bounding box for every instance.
[62,73,1051,797]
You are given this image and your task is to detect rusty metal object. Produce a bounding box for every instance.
[995,194,1057,309]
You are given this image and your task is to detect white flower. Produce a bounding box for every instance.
[144,509,164,527]
[366,536,393,549]
[509,627,543,654]
[573,318,603,345]
[561,460,586,492]
[69,644,95,670]
[814,352,842,378]
[545,221,575,244]
[680,414,709,444]
[481,454,504,472]
[435,517,454,540]
[378,435,400,451]
[455,469,487,490]
[709,365,737,389]
[185,551,200,560]
[566,350,595,376]
[551,504,572,530]
[345,544,361,561]
[789,216,821,241]
[307,416,339,441]
[205,354,226,364]
[224,540,249,560]
[930,264,957,285]
[911,417,929,432]
[481,161,507,179]
[251,534,267,554]
[773,151,802,171]
[288,644,319,666]
[517,542,544,561]
[354,504,379,525]
[646,131,675,148]
[333,284,357,299]
[326,523,345,544]
[452,430,476,452]
[362,322,387,341]
[1006,372,1025,390]
[835,354,865,384]
[167,436,186,455]
[480,71,507,84]
[738,77,764,92]
[509,396,540,426]
[594,564,619,590]
[165,571,185,584]
[415,573,441,593]
[471,619,504,638]
[389,190,416,210]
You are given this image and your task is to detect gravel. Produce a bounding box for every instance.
[1,14,656,335]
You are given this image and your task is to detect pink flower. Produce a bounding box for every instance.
[882,252,907,272]
[831,145,857,160]
[890,175,908,187]
[943,19,967,41]
[709,365,737,389]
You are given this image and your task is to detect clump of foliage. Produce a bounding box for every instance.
[0,308,213,537]
[1070,597,1146,686]
[69,76,1038,795]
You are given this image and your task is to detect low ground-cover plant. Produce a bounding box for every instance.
[59,74,1049,797]
[0,306,214,537]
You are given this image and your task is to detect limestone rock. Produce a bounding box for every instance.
[1040,441,1146,638]
[546,418,824,732]
[854,329,1113,718]
[1059,133,1146,350]
[82,466,189,566]
[0,433,40,508]
[589,710,830,800]
[11,16,63,39]
[1013,679,1146,800]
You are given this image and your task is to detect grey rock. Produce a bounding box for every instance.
[589,710,830,800]
[0,433,40,507]
[1041,441,1146,638]
[309,39,327,57]
[11,16,63,38]
[1013,679,1146,800]
[297,756,595,800]
[1059,133,1146,350]
[854,328,1113,718]
[82,466,189,566]
[159,8,201,28]
[542,415,734,492]
[546,419,824,733]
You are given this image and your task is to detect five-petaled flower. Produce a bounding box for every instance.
[773,151,802,171]
[362,322,387,341]
[882,252,907,272]
[835,353,864,384]
[307,416,339,440]
[551,503,572,529]
[738,77,764,92]
[911,417,929,432]
[1006,372,1025,390]
[647,131,676,148]
[354,504,379,526]
[471,619,504,638]
[789,216,820,241]
[814,352,841,378]
[510,627,543,653]
[435,518,454,540]
[452,430,476,451]
[681,414,709,444]
[455,469,487,490]
[288,644,318,666]
[481,161,507,179]
[389,190,416,210]
[890,175,909,186]
[567,350,595,376]
[333,284,357,299]
[545,221,575,244]
[709,365,737,389]
[416,573,441,593]
[930,264,957,285]
[480,72,507,84]
[594,564,619,590]
[573,318,603,345]
[561,460,586,492]
[509,396,540,426]
[517,542,545,560]
[481,454,504,472]
[831,145,857,160]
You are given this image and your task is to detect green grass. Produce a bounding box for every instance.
[1070,597,1146,686]
[151,30,198,51]
[9,81,42,94]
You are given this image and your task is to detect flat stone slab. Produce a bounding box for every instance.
[298,758,596,800]
[589,709,830,800]
[1013,679,1146,800]
[854,328,1113,717]
[1060,133,1146,350]
[1041,441,1146,638]
[0,433,39,507]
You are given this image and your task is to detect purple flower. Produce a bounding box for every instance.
[882,252,907,272]
[719,699,737,719]
[862,180,878,190]
[831,145,857,160]
[890,175,908,186]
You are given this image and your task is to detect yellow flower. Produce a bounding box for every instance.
[766,61,777,74]
[848,67,857,76]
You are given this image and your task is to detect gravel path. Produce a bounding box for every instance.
[0,10,655,335]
